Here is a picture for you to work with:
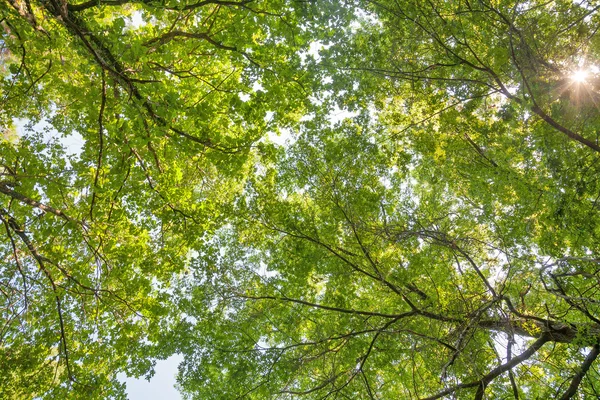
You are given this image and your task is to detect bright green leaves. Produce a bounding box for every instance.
[175,117,502,397]
[169,1,600,397]
[0,0,344,397]
[2,0,600,398]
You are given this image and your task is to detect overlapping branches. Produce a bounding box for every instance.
[0,183,146,384]
[364,0,600,153]
[228,181,600,398]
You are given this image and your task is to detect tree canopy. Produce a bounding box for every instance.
[1,0,600,398]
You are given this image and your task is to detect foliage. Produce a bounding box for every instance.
[1,0,600,398]
[0,0,346,396]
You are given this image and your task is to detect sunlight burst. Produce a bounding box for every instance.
[571,69,588,83]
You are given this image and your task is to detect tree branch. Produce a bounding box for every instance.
[421,333,551,400]
[239,293,416,319]
[559,344,600,400]
[0,182,77,223]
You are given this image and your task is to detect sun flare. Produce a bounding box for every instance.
[571,69,588,83]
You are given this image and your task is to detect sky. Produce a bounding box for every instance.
[124,355,183,399]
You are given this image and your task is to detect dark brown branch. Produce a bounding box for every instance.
[0,213,30,309]
[90,69,107,220]
[6,0,46,33]
[144,29,266,71]
[68,0,253,12]
[0,182,76,223]
[360,317,401,370]
[507,335,520,399]
[41,0,237,153]
[258,220,464,324]
[280,371,345,395]
[368,0,600,154]
[530,104,600,153]
[451,245,497,297]
[239,293,416,319]
[541,265,600,326]
[127,142,201,223]
[558,344,600,400]
[218,326,397,354]
[421,333,551,400]
[144,30,234,51]
[463,130,498,167]
[0,208,74,381]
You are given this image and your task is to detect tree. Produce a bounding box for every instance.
[0,0,347,397]
[172,0,600,398]
[2,0,600,398]
[175,119,600,399]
